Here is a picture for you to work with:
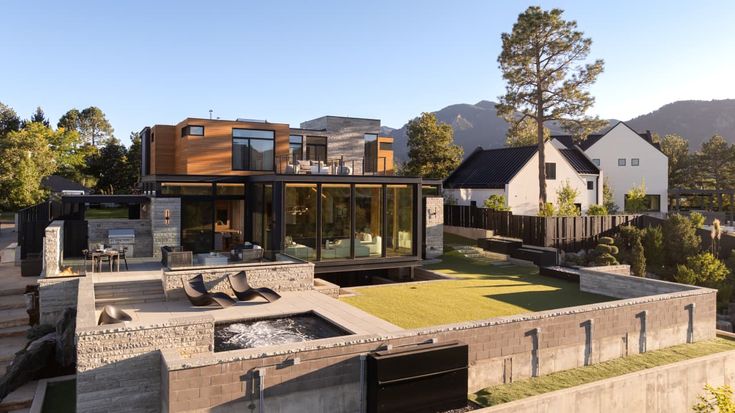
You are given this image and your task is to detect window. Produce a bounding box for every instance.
[545,163,556,180]
[624,194,661,212]
[305,136,327,162]
[587,180,594,190]
[387,185,414,256]
[355,185,383,257]
[161,183,212,196]
[379,142,393,151]
[592,158,600,166]
[618,158,626,166]
[232,129,275,171]
[631,158,640,166]
[364,133,378,173]
[216,184,245,196]
[182,125,204,137]
[321,184,352,260]
[284,184,317,261]
[289,135,303,163]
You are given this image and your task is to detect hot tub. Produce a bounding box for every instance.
[214,312,350,352]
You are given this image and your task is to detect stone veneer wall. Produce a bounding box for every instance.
[475,341,735,413]
[41,221,63,277]
[299,116,381,175]
[163,261,314,300]
[162,282,716,412]
[424,197,444,259]
[38,277,79,325]
[149,198,181,259]
[87,219,153,257]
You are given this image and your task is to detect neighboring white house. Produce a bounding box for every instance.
[552,122,668,213]
[443,141,603,215]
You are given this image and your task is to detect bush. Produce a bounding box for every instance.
[538,202,555,217]
[662,214,701,268]
[631,236,646,277]
[589,237,619,266]
[556,180,581,216]
[641,225,664,271]
[483,194,510,211]
[675,252,730,291]
[614,225,642,264]
[624,180,647,213]
[586,204,608,216]
[690,211,705,228]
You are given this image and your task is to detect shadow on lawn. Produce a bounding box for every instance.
[482,289,612,313]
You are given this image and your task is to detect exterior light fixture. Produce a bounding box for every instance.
[164,209,171,225]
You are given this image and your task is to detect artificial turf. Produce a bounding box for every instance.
[341,248,610,329]
[470,337,735,407]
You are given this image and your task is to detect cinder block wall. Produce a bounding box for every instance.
[425,197,444,259]
[163,283,716,412]
[163,262,314,300]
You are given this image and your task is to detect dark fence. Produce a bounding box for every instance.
[444,204,641,252]
[17,201,61,260]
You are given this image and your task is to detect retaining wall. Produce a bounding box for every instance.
[38,277,79,325]
[162,281,716,412]
[580,267,697,298]
[444,225,494,240]
[163,261,314,300]
[475,339,735,413]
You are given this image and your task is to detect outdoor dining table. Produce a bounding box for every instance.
[91,249,120,272]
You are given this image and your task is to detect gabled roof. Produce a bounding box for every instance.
[443,146,538,189]
[41,175,89,194]
[559,149,599,174]
[551,122,662,152]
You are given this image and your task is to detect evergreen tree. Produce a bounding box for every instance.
[29,106,50,127]
[660,134,690,189]
[641,225,664,271]
[589,237,619,266]
[662,214,701,268]
[0,102,21,138]
[631,236,646,277]
[496,6,606,211]
[403,112,463,179]
[58,106,114,147]
[505,117,550,147]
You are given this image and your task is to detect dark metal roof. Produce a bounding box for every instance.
[60,195,150,204]
[559,149,600,174]
[41,175,89,194]
[551,122,662,152]
[443,146,537,189]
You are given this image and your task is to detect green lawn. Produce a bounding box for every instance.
[341,249,610,329]
[471,337,735,407]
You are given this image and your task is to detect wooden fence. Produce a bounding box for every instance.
[444,204,642,251]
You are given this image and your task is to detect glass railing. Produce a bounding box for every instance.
[275,155,392,176]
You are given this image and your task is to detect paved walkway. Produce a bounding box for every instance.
[112,290,403,336]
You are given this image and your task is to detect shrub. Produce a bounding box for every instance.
[693,384,735,413]
[662,214,701,268]
[631,236,646,277]
[556,180,581,216]
[689,211,705,228]
[483,194,510,211]
[586,204,608,216]
[614,225,642,265]
[538,202,555,217]
[675,252,729,287]
[641,225,664,271]
[624,180,647,213]
[589,237,619,266]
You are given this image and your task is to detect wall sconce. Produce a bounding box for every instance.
[164,209,171,225]
[428,208,437,219]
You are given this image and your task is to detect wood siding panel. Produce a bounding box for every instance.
[378,136,394,174]
[151,125,176,175]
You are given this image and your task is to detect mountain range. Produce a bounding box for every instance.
[382,99,735,160]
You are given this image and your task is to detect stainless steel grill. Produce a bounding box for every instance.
[108,228,135,257]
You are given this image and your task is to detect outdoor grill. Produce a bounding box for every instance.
[108,228,135,257]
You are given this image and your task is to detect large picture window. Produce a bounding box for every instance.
[321,184,351,260]
[364,133,378,173]
[284,184,317,260]
[386,185,413,256]
[305,136,327,162]
[289,135,303,163]
[232,129,275,171]
[355,185,382,257]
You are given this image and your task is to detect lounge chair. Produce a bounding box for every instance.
[183,274,236,308]
[98,305,132,325]
[227,271,281,303]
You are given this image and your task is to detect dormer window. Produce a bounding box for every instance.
[182,125,204,137]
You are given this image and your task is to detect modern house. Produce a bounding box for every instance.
[443,140,603,215]
[552,122,668,213]
[136,115,439,277]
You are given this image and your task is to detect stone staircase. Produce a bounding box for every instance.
[0,281,32,412]
[94,279,165,308]
[453,245,512,265]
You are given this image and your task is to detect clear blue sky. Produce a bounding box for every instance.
[2,0,734,145]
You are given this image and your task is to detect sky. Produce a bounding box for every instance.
[2,0,735,145]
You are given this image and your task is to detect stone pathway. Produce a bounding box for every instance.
[452,245,513,266]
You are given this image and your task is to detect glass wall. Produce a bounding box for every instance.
[284,184,318,260]
[364,133,378,173]
[214,199,245,251]
[355,185,382,257]
[386,185,414,256]
[232,129,275,171]
[181,199,214,253]
[321,184,351,259]
[289,135,303,163]
[306,136,327,162]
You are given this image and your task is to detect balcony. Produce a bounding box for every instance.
[275,155,393,176]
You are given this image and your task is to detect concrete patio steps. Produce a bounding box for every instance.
[0,381,35,412]
[0,309,29,330]
[0,295,26,311]
[0,326,27,339]
[94,279,165,308]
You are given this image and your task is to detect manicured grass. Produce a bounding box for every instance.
[471,337,735,407]
[341,250,610,329]
[85,207,129,219]
[42,378,75,413]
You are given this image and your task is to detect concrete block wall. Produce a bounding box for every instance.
[425,197,444,259]
[162,282,716,412]
[476,345,735,413]
[41,221,63,277]
[38,277,79,325]
[75,315,214,413]
[87,219,153,257]
[163,262,314,300]
[150,198,181,259]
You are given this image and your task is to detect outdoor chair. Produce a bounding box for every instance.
[183,274,235,308]
[81,249,94,272]
[98,305,132,325]
[117,247,129,271]
[227,271,281,303]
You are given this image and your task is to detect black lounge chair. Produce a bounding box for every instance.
[228,271,281,303]
[183,274,236,308]
[98,305,133,325]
